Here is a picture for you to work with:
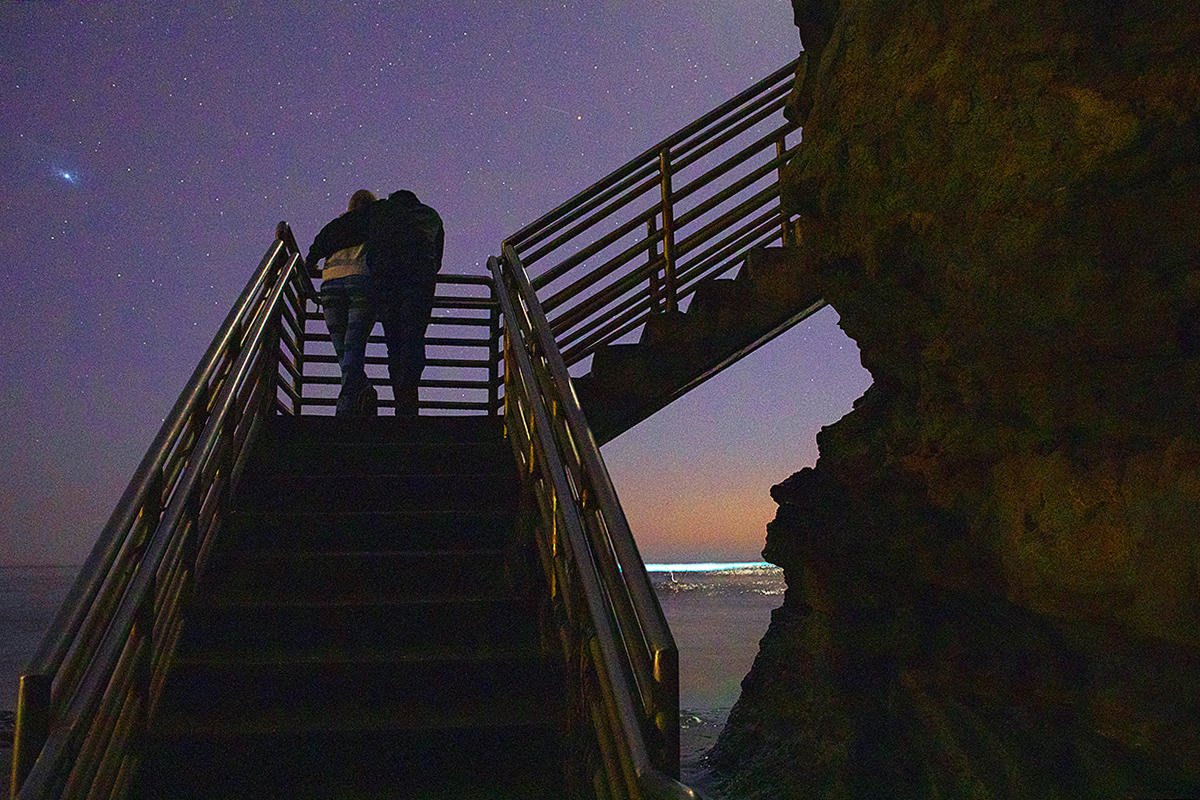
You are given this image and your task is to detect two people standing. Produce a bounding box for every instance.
[305,189,444,416]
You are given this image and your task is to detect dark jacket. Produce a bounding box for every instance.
[306,191,443,293]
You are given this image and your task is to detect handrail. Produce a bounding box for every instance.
[505,59,800,371]
[11,229,304,799]
[510,57,798,253]
[485,58,805,798]
[492,249,694,799]
[276,228,503,414]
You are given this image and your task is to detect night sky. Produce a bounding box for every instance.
[0,2,871,566]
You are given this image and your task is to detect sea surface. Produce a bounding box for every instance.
[648,563,785,792]
[0,562,784,793]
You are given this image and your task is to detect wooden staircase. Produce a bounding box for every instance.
[574,246,825,444]
[132,416,565,800]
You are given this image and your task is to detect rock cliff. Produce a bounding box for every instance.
[711,1,1200,797]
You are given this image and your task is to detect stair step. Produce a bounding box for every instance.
[735,245,823,314]
[263,414,506,444]
[134,725,564,800]
[637,309,707,349]
[221,509,514,552]
[205,549,509,603]
[233,471,518,514]
[588,344,661,399]
[156,651,561,722]
[685,277,754,325]
[244,438,514,477]
[183,597,540,654]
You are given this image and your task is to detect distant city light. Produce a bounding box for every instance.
[645,561,773,572]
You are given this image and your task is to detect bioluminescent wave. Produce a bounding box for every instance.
[645,561,773,572]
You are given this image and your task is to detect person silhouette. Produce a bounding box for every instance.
[305,189,378,416]
[305,189,443,415]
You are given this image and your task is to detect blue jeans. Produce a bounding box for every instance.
[320,275,375,416]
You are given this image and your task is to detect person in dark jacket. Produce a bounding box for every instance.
[305,189,443,416]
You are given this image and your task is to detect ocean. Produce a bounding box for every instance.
[0,562,784,792]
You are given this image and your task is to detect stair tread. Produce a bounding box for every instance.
[176,641,546,667]
[201,593,521,609]
[220,547,505,561]
[152,694,561,738]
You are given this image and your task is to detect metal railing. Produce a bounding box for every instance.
[486,59,802,797]
[492,252,694,800]
[9,229,308,800]
[274,225,502,415]
[9,225,505,800]
[12,57,802,800]
[506,57,800,369]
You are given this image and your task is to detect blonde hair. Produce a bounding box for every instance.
[348,189,376,212]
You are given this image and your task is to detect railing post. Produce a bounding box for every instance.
[9,673,51,799]
[489,286,501,415]
[295,293,308,415]
[134,468,163,742]
[646,216,662,312]
[657,148,678,312]
[776,131,793,247]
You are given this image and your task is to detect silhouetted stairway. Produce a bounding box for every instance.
[575,246,825,443]
[131,416,565,800]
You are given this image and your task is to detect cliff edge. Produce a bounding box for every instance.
[712,1,1200,797]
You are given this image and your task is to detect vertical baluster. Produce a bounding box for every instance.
[294,292,307,415]
[776,131,793,247]
[133,469,162,753]
[9,673,52,798]
[657,148,678,313]
[645,216,661,312]
[489,287,501,415]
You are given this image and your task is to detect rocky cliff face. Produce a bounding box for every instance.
[711,1,1200,797]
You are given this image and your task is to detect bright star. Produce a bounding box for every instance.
[57,170,77,184]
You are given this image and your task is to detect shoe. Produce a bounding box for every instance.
[355,384,379,417]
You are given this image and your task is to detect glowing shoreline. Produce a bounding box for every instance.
[644,561,774,572]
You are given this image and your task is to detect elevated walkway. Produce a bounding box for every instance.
[11,57,818,800]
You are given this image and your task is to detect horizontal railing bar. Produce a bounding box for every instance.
[674,181,780,259]
[674,120,794,204]
[550,260,656,340]
[277,379,302,404]
[674,204,781,276]
[507,57,798,248]
[277,350,301,385]
[301,374,491,389]
[523,171,661,270]
[298,397,492,411]
[518,162,661,262]
[672,147,792,231]
[672,83,793,169]
[301,354,491,369]
[677,225,782,293]
[541,219,661,316]
[560,222,781,367]
[302,313,496,329]
[530,203,660,300]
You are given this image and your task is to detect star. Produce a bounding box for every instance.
[57,169,78,184]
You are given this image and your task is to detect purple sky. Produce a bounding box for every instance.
[0,2,871,565]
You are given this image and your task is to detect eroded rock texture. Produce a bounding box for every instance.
[712,1,1200,797]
